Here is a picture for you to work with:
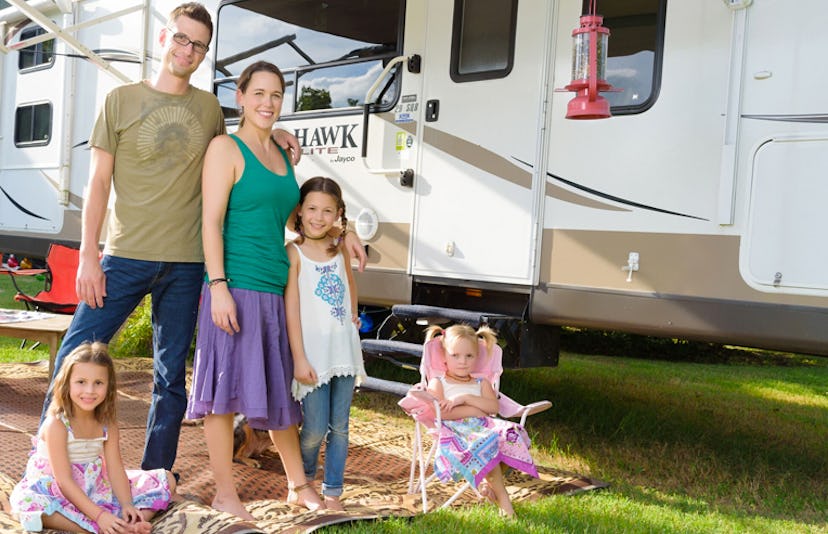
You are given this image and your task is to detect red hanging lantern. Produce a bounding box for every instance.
[563,1,613,119]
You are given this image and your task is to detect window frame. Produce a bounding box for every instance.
[213,0,406,123]
[14,102,53,147]
[449,0,518,83]
[600,0,667,116]
[17,26,56,73]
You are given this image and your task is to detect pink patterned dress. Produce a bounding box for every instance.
[434,377,538,488]
[10,414,171,532]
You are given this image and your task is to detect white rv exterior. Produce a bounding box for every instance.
[2,0,827,357]
[0,0,214,255]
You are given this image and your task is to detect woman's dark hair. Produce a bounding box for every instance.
[237,61,285,127]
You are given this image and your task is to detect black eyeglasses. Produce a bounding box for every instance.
[168,30,209,55]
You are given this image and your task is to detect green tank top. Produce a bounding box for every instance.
[220,134,298,294]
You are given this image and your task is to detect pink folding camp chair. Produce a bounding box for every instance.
[398,337,552,512]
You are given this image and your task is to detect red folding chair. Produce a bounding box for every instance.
[12,243,80,315]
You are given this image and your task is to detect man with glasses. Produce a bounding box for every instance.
[40,3,342,476]
[168,30,211,56]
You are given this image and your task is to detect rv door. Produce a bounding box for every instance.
[411,0,550,285]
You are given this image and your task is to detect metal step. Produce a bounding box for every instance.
[390,304,515,326]
[361,338,423,358]
[358,376,411,397]
[360,339,423,372]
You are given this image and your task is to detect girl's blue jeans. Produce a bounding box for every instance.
[42,255,203,472]
[299,375,356,497]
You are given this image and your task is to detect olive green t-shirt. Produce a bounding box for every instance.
[90,81,225,262]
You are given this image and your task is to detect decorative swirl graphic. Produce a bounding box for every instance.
[314,262,347,325]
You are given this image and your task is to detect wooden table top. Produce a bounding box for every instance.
[0,309,73,331]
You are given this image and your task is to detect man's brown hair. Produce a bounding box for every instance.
[169,2,214,42]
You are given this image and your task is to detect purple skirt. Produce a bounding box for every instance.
[186,285,301,430]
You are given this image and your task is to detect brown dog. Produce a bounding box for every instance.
[232,414,272,468]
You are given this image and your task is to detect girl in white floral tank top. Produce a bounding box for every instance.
[286,176,366,511]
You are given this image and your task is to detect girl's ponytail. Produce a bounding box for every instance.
[424,324,444,344]
[475,325,498,353]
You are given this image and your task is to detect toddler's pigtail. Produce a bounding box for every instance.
[476,325,498,353]
[424,325,444,344]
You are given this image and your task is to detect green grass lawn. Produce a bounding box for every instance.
[0,274,153,362]
[0,274,51,362]
[1,276,826,532]
[346,352,828,533]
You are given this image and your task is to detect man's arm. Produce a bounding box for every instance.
[271,128,302,165]
[343,231,367,272]
[76,147,113,308]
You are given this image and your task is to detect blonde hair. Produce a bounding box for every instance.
[424,323,498,356]
[48,342,117,423]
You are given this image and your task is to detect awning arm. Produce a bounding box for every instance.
[5,0,133,83]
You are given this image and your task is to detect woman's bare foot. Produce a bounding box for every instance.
[323,495,345,511]
[287,482,324,511]
[211,495,256,521]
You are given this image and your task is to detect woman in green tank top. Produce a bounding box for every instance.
[186,61,324,519]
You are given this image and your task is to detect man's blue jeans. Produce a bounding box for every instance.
[43,255,203,471]
[299,375,356,497]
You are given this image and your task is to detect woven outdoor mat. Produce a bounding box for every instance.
[0,359,607,532]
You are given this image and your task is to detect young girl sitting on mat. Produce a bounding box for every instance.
[10,342,174,533]
[425,324,538,517]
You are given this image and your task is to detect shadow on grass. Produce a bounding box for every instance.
[506,359,827,524]
[360,330,828,525]
[559,327,825,366]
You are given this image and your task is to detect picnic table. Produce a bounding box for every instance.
[0,308,73,378]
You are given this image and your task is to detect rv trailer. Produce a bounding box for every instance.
[2,0,828,361]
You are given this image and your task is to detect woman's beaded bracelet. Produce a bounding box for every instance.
[94,508,105,523]
[208,277,230,287]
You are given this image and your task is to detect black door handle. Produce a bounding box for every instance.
[426,99,439,122]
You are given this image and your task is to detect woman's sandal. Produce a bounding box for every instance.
[287,482,324,511]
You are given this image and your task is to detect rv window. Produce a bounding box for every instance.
[450,0,517,82]
[17,26,56,71]
[214,0,403,120]
[585,0,666,114]
[14,103,52,146]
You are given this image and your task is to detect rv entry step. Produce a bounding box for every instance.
[390,304,516,326]
[359,339,421,395]
[358,376,411,397]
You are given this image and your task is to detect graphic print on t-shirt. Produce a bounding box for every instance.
[136,105,205,167]
[313,261,347,325]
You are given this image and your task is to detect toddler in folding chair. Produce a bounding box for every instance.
[425,324,539,517]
